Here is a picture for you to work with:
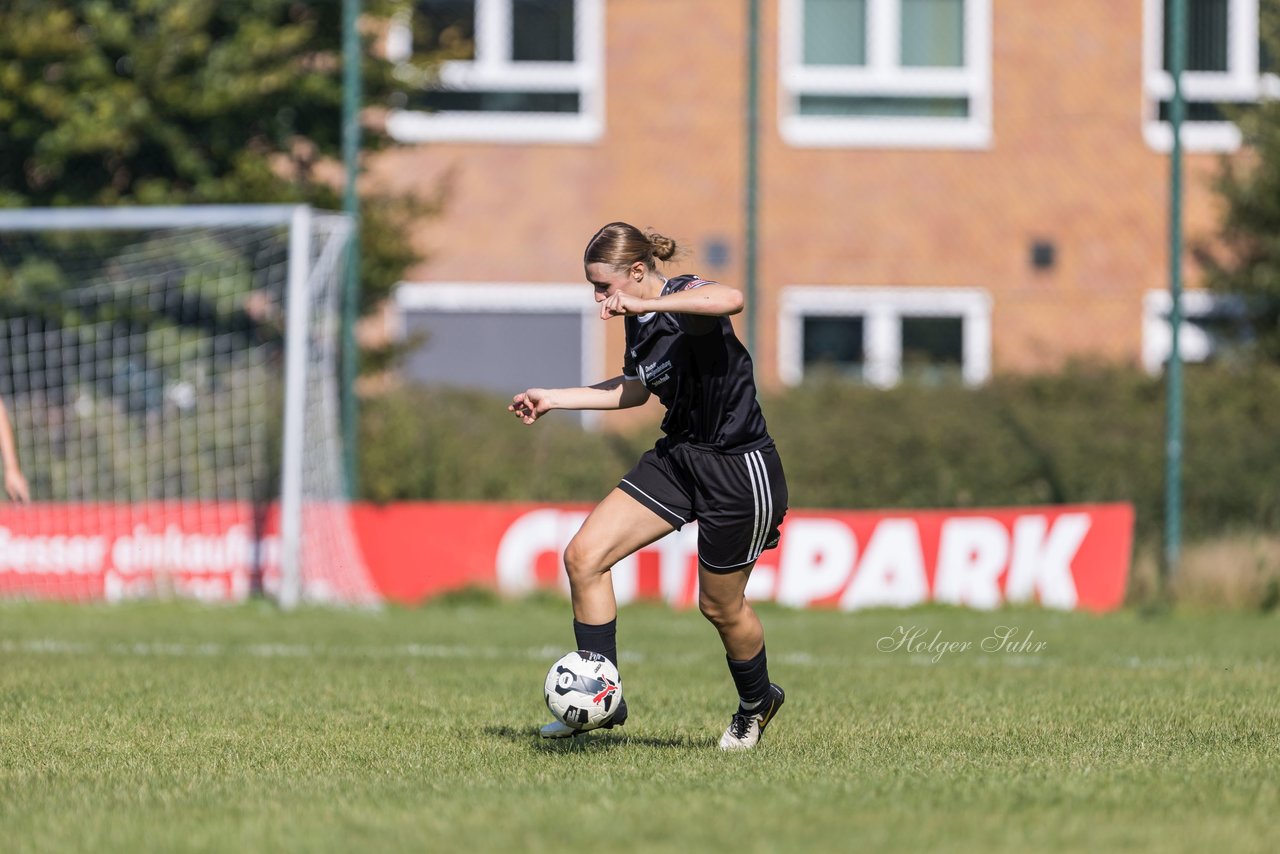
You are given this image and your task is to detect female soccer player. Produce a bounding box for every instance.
[509,222,788,750]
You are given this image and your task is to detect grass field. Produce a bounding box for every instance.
[1,596,1276,853]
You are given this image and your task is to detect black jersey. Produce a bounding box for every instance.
[621,274,771,453]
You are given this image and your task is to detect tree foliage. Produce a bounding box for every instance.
[0,0,425,318]
[1200,0,1280,361]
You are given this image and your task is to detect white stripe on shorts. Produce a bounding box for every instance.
[745,452,763,560]
[745,450,772,561]
[755,451,773,559]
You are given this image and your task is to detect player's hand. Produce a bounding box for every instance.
[5,469,29,504]
[508,389,552,425]
[243,290,278,323]
[600,292,647,319]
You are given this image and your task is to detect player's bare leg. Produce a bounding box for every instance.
[699,562,785,750]
[563,487,675,624]
[541,488,675,738]
[697,562,764,659]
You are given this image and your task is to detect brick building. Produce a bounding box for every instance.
[365,0,1276,408]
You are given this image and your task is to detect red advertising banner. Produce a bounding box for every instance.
[0,501,1134,611]
[0,503,278,602]
[352,501,1134,612]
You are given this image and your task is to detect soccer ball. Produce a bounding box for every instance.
[543,650,622,732]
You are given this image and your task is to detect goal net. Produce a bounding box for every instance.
[0,206,378,607]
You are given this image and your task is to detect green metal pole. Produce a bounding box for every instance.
[341,0,362,498]
[744,0,761,354]
[1164,0,1186,579]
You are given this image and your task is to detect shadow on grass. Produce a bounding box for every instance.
[483,724,709,751]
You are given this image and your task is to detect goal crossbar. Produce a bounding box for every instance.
[0,205,315,231]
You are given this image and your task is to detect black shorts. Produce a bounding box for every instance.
[618,440,788,572]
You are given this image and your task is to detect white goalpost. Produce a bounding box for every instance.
[0,205,378,607]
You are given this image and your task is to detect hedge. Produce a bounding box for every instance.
[359,364,1280,543]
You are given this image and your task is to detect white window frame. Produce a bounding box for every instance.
[778,0,993,148]
[1141,289,1248,374]
[1142,0,1279,152]
[393,282,605,423]
[386,0,604,144]
[779,286,992,387]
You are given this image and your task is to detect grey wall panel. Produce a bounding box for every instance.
[401,311,583,395]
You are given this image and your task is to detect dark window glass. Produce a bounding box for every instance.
[414,0,476,60]
[408,90,580,112]
[1157,100,1231,121]
[799,96,969,118]
[1163,0,1229,72]
[802,316,865,380]
[512,0,575,62]
[901,316,963,385]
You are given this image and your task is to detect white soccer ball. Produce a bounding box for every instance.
[543,650,622,732]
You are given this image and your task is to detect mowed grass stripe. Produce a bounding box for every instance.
[1,599,1276,853]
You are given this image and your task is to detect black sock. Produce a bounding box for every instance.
[727,645,770,710]
[573,618,618,669]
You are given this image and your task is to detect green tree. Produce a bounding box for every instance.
[0,0,427,318]
[1199,0,1280,361]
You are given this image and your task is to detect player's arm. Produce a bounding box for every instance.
[0,398,30,503]
[509,376,649,424]
[600,283,743,319]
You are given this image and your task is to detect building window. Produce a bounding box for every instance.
[393,283,605,422]
[802,315,867,381]
[779,286,992,387]
[778,0,992,148]
[1141,289,1251,373]
[1143,0,1279,151]
[386,0,604,144]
